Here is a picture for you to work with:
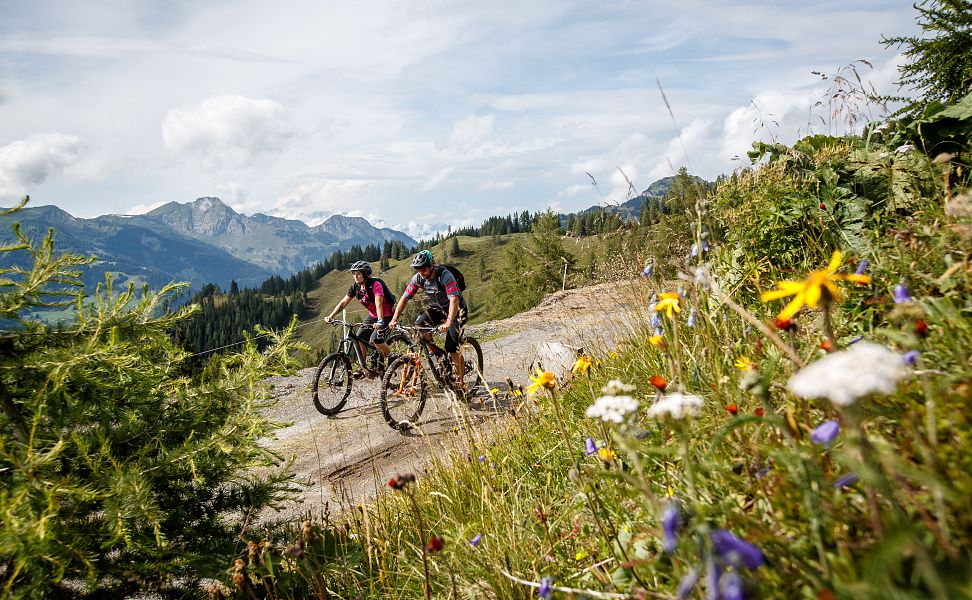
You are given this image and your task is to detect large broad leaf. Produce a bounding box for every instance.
[846,148,935,212]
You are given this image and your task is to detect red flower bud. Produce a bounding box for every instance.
[754,407,765,417]
[820,340,833,353]
[425,536,444,552]
[915,319,929,337]
[774,317,797,332]
[819,203,826,210]
[650,375,668,391]
[725,404,738,415]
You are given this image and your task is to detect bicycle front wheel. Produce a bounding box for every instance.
[312,352,352,416]
[459,337,485,394]
[380,355,428,431]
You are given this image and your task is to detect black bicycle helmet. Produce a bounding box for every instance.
[348,260,372,276]
[410,250,433,269]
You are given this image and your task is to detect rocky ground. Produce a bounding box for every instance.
[260,281,645,520]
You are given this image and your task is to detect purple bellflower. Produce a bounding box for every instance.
[585,437,597,456]
[893,283,912,304]
[810,420,840,447]
[662,503,681,553]
[710,529,764,570]
[833,473,860,488]
[469,533,482,547]
[721,571,746,600]
[855,260,868,275]
[903,350,919,366]
[538,576,553,599]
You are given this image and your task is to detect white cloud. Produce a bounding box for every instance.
[161,95,294,168]
[271,179,371,225]
[126,200,168,215]
[421,167,453,192]
[448,114,495,151]
[476,180,514,191]
[0,132,83,200]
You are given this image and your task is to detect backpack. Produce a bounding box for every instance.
[358,277,396,308]
[437,265,466,292]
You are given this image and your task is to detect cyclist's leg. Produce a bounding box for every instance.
[416,309,444,352]
[358,318,378,375]
[370,318,391,357]
[444,308,467,383]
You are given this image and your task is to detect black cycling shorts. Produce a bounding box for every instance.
[360,315,389,344]
[416,305,467,353]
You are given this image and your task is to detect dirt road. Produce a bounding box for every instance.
[262,282,644,519]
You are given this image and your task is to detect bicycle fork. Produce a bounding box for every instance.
[396,355,422,396]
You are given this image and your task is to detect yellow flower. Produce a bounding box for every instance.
[734,356,755,371]
[597,447,616,461]
[489,388,500,395]
[526,369,557,395]
[649,334,666,349]
[666,486,675,498]
[653,291,682,319]
[571,354,593,375]
[608,351,619,359]
[513,389,523,398]
[760,251,871,320]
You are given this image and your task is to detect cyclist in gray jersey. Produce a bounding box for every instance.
[389,250,468,384]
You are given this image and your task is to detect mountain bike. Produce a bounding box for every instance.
[379,325,485,431]
[311,320,410,416]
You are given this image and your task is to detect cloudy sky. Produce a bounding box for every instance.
[1,1,919,238]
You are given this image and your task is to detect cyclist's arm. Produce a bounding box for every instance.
[325,295,354,322]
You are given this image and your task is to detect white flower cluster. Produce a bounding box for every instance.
[788,341,906,407]
[602,380,636,395]
[647,392,704,421]
[586,395,640,424]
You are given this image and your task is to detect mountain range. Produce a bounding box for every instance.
[0,197,417,291]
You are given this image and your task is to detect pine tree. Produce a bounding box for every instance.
[0,203,300,597]
[882,0,972,111]
[449,236,460,259]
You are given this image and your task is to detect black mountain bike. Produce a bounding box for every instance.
[379,325,484,431]
[311,320,410,416]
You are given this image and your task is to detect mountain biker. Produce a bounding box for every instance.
[389,249,468,385]
[323,260,393,377]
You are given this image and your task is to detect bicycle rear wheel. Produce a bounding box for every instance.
[312,352,352,416]
[380,355,429,431]
[459,337,485,394]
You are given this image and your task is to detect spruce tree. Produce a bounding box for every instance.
[0,202,301,597]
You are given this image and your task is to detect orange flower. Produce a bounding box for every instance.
[725,404,739,415]
[754,407,765,417]
[650,375,668,391]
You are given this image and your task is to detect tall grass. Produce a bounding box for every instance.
[219,118,972,599]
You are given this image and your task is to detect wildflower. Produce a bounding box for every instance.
[810,420,840,447]
[586,395,640,424]
[650,374,669,391]
[893,282,912,304]
[598,447,616,462]
[756,465,771,478]
[915,319,929,337]
[654,291,682,319]
[903,350,919,366]
[721,571,745,600]
[647,392,704,421]
[754,407,765,417]
[425,536,444,552]
[676,566,702,600]
[705,555,721,600]
[690,240,710,257]
[820,339,833,353]
[686,308,698,327]
[855,260,868,275]
[602,379,636,395]
[538,577,553,599]
[571,354,593,375]
[819,202,826,210]
[489,387,499,395]
[734,356,755,371]
[642,263,654,277]
[469,534,482,547]
[787,341,906,407]
[833,473,860,488]
[774,317,797,332]
[585,437,597,455]
[608,351,619,359]
[760,251,871,320]
[651,311,664,329]
[662,503,681,553]
[388,473,416,490]
[527,369,557,395]
[710,529,764,569]
[649,334,667,349]
[725,404,738,415]
[478,455,486,462]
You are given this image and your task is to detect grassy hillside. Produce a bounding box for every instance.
[296,232,625,360]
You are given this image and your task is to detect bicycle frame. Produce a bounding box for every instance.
[335,321,389,373]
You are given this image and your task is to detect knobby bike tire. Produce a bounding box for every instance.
[380,355,429,431]
[312,352,352,416]
[460,337,485,394]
